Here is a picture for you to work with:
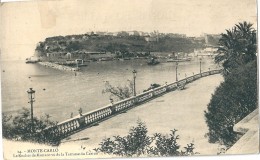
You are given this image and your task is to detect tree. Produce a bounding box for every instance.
[205,22,257,148]
[215,22,256,74]
[205,57,257,147]
[102,80,134,100]
[2,108,59,145]
[66,41,83,52]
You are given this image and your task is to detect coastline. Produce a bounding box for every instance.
[38,62,79,71]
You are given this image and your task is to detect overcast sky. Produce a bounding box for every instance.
[0,0,257,60]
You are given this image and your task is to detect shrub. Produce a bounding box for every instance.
[204,60,257,147]
[95,121,196,157]
[2,108,59,145]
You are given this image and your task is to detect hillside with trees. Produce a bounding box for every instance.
[35,32,206,58]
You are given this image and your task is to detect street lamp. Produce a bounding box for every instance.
[132,70,137,96]
[176,62,178,82]
[27,88,35,132]
[199,58,202,74]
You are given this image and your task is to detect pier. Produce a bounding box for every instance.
[43,69,222,141]
[38,62,79,71]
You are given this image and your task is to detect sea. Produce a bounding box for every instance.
[1,57,219,122]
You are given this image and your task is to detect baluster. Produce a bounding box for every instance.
[104,109,107,116]
[92,114,95,122]
[95,112,98,120]
[67,123,70,133]
[84,116,88,124]
[98,111,101,119]
[103,110,106,117]
[96,112,99,120]
[89,114,92,122]
[70,122,73,132]
[93,113,96,121]
[88,115,91,123]
[65,123,68,134]
[64,124,67,134]
[97,112,100,120]
[61,125,65,135]
[100,110,103,118]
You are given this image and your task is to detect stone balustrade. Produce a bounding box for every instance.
[43,69,222,140]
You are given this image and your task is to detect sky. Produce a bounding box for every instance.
[0,0,257,60]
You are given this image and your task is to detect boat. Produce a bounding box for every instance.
[166,57,192,62]
[99,57,113,61]
[25,57,40,63]
[166,52,192,62]
[147,57,160,65]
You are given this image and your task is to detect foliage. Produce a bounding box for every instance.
[205,22,257,147]
[2,108,59,145]
[96,121,151,156]
[215,22,256,74]
[102,80,134,100]
[205,59,257,147]
[95,121,196,157]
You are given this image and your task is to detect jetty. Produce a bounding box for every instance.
[38,62,80,71]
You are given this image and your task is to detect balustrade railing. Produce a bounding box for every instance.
[43,69,222,139]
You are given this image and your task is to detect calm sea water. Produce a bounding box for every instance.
[1,57,218,122]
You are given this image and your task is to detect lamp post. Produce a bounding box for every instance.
[132,70,137,96]
[176,62,178,82]
[27,88,35,132]
[199,58,202,74]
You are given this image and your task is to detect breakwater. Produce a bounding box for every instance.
[38,62,79,71]
[43,69,222,140]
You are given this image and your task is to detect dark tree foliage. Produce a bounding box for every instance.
[205,22,257,147]
[205,59,257,147]
[95,121,196,157]
[2,108,59,145]
[215,22,256,74]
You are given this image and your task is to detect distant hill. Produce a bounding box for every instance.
[35,32,209,59]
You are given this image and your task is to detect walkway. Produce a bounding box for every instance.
[61,74,224,155]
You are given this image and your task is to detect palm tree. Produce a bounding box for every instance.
[215,22,256,73]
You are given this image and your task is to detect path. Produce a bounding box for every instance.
[61,74,224,155]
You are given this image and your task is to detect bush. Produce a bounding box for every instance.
[95,121,196,157]
[204,60,257,147]
[2,108,59,145]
